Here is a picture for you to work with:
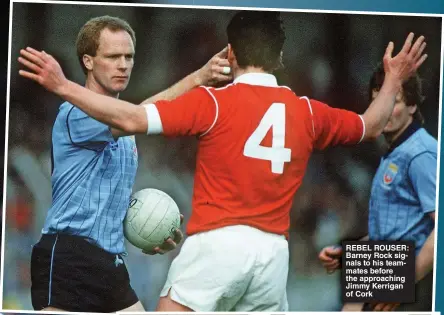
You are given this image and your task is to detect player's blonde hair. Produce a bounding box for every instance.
[76,16,136,74]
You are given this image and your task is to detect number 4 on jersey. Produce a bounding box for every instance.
[243,103,292,174]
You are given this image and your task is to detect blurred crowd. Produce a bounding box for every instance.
[2,3,441,311]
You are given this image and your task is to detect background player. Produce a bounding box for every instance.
[18,11,427,312]
[21,15,231,312]
[319,64,435,312]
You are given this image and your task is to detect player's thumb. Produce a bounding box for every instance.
[217,46,229,58]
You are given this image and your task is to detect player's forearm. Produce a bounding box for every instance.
[361,75,402,141]
[415,228,434,282]
[140,70,202,105]
[60,80,148,134]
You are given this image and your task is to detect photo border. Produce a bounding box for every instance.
[3,0,443,313]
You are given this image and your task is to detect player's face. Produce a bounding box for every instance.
[88,28,135,96]
[372,89,416,138]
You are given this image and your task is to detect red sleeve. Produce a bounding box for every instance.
[153,86,217,137]
[309,99,364,150]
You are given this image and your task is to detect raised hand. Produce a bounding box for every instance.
[18,47,68,96]
[196,47,233,86]
[383,33,427,83]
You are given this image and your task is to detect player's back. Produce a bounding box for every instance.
[188,73,316,237]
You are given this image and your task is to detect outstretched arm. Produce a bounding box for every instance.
[140,48,231,104]
[18,47,231,135]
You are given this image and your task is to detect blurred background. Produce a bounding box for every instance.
[3,2,442,311]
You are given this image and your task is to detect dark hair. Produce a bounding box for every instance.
[226,11,285,72]
[369,63,425,124]
[76,16,136,74]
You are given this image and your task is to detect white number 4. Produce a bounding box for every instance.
[243,103,291,174]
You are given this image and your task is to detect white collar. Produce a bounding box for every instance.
[233,72,278,87]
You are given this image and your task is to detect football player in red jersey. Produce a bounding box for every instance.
[19,11,427,312]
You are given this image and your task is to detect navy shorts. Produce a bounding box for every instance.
[31,233,139,312]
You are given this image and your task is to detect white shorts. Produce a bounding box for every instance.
[160,225,289,312]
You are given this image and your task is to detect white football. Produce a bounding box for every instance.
[124,188,181,252]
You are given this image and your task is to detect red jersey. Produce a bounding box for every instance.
[149,73,364,238]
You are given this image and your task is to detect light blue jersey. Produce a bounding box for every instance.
[42,102,138,254]
[368,122,436,255]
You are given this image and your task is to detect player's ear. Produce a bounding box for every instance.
[83,54,94,71]
[408,104,417,115]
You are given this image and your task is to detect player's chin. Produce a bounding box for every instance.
[383,124,394,133]
[112,82,129,92]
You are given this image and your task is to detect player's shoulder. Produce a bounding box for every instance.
[404,128,438,162]
[415,128,438,154]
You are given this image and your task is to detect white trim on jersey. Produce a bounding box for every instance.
[213,83,235,91]
[358,115,366,143]
[143,104,164,135]
[200,87,219,137]
[234,72,278,87]
[299,96,315,138]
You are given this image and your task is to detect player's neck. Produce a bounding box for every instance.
[385,118,413,146]
[233,66,268,80]
[85,76,120,99]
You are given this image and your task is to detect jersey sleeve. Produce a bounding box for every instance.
[66,106,114,150]
[308,99,365,150]
[409,152,437,214]
[145,86,217,137]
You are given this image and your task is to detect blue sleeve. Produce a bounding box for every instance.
[409,152,437,213]
[66,106,115,150]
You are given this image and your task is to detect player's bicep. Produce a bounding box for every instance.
[309,99,364,149]
[149,87,217,137]
[409,152,437,213]
[67,107,114,150]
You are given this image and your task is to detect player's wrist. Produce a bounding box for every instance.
[381,74,402,94]
[192,68,205,87]
[58,79,75,99]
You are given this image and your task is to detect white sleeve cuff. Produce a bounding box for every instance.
[143,104,164,135]
[358,115,365,143]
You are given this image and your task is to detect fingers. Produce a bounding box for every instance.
[179,214,184,225]
[20,48,45,68]
[324,259,340,273]
[400,32,415,54]
[384,41,394,59]
[217,58,231,68]
[216,46,228,58]
[414,42,427,61]
[18,56,42,73]
[323,259,340,268]
[373,303,384,311]
[173,228,184,244]
[372,303,399,312]
[319,251,332,262]
[212,65,231,76]
[409,35,425,59]
[383,303,399,311]
[326,247,342,257]
[415,53,428,70]
[18,70,40,82]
